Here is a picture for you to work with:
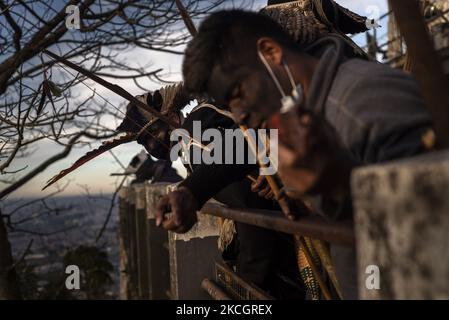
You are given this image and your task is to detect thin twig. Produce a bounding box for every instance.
[95,175,126,242]
[9,238,33,271]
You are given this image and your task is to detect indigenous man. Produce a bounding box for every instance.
[124,151,182,184]
[181,10,433,298]
[151,0,372,299]
[161,0,371,230]
[117,83,304,299]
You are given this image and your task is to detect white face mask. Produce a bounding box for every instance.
[257,49,303,113]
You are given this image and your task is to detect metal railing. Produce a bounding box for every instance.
[200,203,354,247]
[118,183,355,300]
[117,3,449,301]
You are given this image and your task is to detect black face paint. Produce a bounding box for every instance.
[206,61,280,127]
[207,63,253,107]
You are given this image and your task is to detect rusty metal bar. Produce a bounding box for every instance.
[389,0,449,149]
[201,279,231,300]
[214,263,274,300]
[200,203,354,247]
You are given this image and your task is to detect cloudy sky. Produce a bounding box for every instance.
[4,0,388,199]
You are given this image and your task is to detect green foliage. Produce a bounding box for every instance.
[15,261,38,300]
[15,245,114,299]
[63,245,113,299]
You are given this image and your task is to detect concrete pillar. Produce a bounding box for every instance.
[150,183,223,299]
[119,182,222,300]
[134,183,149,299]
[352,150,449,299]
[146,183,172,299]
[387,0,404,65]
[168,211,221,300]
[118,186,131,299]
[127,186,138,299]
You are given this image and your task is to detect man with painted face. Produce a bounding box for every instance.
[176,0,371,208]
[155,0,371,232]
[117,83,305,298]
[182,8,433,212]
[181,10,434,298]
[149,1,374,299]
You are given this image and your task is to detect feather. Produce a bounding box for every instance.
[42,133,136,190]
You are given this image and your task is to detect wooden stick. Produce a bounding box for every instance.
[43,50,178,129]
[389,0,449,148]
[297,236,331,300]
[174,1,334,299]
[240,124,295,220]
[240,125,333,298]
[246,175,257,183]
[311,239,343,299]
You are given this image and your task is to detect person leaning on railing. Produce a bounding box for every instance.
[181,9,434,299]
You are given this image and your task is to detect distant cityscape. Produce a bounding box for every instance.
[3,194,119,298]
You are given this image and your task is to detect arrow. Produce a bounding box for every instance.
[43,50,178,129]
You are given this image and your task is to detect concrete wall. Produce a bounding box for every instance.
[119,182,221,299]
[352,150,449,299]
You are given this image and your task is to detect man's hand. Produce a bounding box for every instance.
[155,186,198,233]
[250,175,275,200]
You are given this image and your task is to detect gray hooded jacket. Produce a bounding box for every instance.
[305,36,433,165]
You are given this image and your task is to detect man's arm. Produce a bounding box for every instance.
[179,162,256,209]
[155,106,259,231]
[329,67,433,164]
